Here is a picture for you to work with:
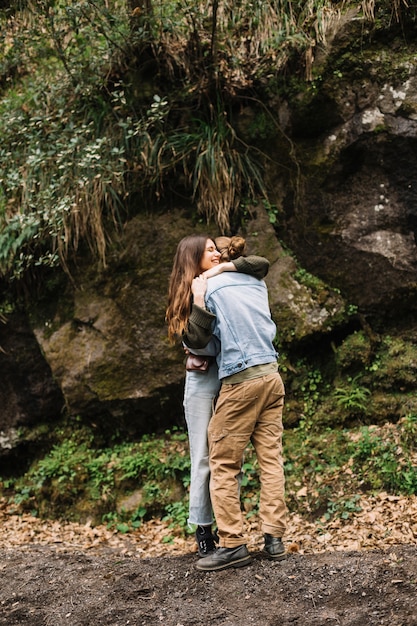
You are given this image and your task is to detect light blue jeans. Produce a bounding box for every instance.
[183,363,221,527]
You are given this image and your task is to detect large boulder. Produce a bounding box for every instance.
[245,208,347,343]
[277,46,417,322]
[31,211,192,436]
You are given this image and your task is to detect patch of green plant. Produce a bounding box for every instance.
[334,376,371,414]
[132,101,269,233]
[336,331,372,371]
[239,445,260,518]
[294,267,324,291]
[0,298,14,321]
[348,423,417,494]
[321,494,362,522]
[298,368,328,421]
[0,1,133,280]
[284,426,352,514]
[401,412,417,447]
[246,111,277,142]
[263,200,281,226]
[8,428,191,524]
[364,335,417,391]
[283,413,417,521]
[162,500,189,530]
[4,410,417,534]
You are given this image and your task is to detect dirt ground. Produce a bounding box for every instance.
[0,494,416,626]
[0,544,416,626]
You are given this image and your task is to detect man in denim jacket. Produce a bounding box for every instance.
[186,271,287,572]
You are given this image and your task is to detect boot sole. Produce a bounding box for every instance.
[263,549,286,561]
[196,555,252,571]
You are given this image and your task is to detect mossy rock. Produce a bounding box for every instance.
[336,331,374,371]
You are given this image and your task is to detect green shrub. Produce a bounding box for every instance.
[8,428,191,524]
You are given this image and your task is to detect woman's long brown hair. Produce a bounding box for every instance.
[166,234,211,342]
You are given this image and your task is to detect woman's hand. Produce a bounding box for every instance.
[191,275,208,307]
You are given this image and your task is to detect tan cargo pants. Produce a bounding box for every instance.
[208,372,287,548]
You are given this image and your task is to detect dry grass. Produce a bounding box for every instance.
[159,0,365,84]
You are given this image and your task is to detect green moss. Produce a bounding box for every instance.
[336,331,373,371]
[364,335,417,391]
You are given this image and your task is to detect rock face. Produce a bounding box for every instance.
[244,211,347,343]
[278,37,417,322]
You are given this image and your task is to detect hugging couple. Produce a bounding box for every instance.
[166,234,286,572]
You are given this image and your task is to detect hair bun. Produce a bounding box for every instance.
[228,236,246,259]
[215,235,246,261]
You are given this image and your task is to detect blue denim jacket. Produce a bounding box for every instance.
[204,272,278,380]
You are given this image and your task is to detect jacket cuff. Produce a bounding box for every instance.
[189,304,216,329]
[233,255,270,279]
[233,256,268,273]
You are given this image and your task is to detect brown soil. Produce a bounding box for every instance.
[0,494,416,626]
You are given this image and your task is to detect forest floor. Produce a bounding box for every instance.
[0,493,416,626]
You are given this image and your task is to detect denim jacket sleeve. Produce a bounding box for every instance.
[183,304,216,349]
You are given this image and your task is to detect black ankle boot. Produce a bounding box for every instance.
[195,525,217,557]
[263,534,285,560]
